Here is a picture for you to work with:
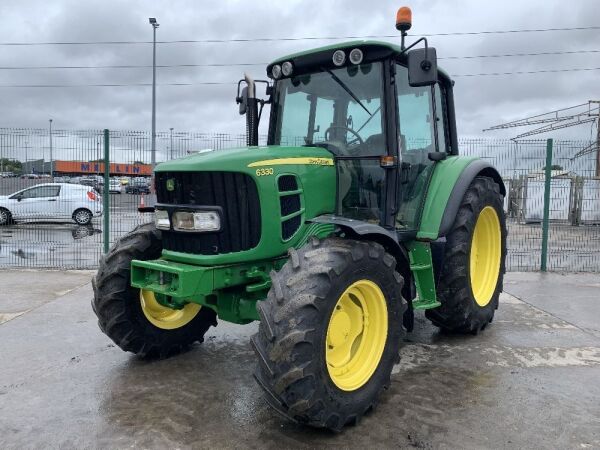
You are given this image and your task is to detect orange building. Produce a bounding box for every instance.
[53,160,152,176]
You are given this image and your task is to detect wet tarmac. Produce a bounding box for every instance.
[0,271,599,449]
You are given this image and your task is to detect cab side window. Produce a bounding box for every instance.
[395,64,436,230]
[397,86,434,152]
[434,83,448,153]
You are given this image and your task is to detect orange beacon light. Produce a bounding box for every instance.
[396,6,412,31]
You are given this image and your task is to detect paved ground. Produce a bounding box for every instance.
[0,271,599,449]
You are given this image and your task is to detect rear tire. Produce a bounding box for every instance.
[73,208,93,225]
[426,176,506,333]
[252,237,406,431]
[92,223,217,358]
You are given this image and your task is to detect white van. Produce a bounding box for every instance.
[0,183,103,225]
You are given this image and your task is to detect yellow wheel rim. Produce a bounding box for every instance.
[470,206,502,307]
[139,289,201,330]
[325,279,388,391]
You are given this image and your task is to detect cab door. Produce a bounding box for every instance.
[394,64,447,231]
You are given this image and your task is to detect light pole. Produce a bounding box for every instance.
[169,127,174,160]
[149,17,159,167]
[49,119,53,177]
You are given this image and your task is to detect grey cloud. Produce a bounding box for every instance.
[0,0,598,140]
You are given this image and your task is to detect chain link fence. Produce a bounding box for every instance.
[1,128,598,271]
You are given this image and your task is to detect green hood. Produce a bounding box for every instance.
[155,145,335,173]
[152,144,338,266]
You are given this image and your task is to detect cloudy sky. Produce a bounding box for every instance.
[0,0,598,140]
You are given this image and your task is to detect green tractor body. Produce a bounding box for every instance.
[131,145,338,323]
[94,25,507,431]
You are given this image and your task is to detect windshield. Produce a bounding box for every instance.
[271,62,385,157]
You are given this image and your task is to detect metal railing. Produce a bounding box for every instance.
[0,128,598,272]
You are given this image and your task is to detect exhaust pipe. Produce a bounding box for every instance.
[244,73,259,146]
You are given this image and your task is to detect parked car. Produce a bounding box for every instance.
[79,176,104,193]
[106,179,122,194]
[125,179,150,194]
[20,173,40,179]
[0,183,102,226]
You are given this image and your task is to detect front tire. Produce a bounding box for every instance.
[251,237,406,431]
[0,208,12,226]
[426,176,507,333]
[92,223,217,358]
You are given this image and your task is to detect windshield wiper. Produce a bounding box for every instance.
[356,106,381,133]
[323,68,371,116]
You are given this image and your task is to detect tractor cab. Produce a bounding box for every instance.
[240,37,457,236]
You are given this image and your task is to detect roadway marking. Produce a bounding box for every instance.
[0,311,28,325]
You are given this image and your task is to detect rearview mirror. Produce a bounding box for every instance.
[407,47,438,87]
[237,86,248,115]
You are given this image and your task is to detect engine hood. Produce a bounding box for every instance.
[154,145,335,173]
[152,144,338,266]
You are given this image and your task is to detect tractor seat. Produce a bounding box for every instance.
[363,134,385,156]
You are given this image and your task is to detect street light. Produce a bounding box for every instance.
[170,127,174,160]
[49,119,53,178]
[149,17,159,168]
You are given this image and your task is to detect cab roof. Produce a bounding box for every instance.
[270,40,401,64]
[268,40,451,83]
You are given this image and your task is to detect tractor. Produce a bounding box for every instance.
[92,6,506,431]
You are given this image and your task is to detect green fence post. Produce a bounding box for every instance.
[540,138,553,271]
[103,129,110,254]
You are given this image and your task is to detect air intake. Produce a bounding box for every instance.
[278,175,302,240]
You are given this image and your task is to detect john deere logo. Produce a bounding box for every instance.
[166,179,175,191]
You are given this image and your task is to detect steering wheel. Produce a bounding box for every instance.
[324,126,365,149]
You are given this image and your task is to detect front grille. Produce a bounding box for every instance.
[155,171,261,254]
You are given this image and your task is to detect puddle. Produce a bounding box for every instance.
[0,222,104,268]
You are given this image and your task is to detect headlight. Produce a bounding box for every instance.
[281,61,293,76]
[155,209,170,230]
[173,211,221,232]
[271,64,282,79]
